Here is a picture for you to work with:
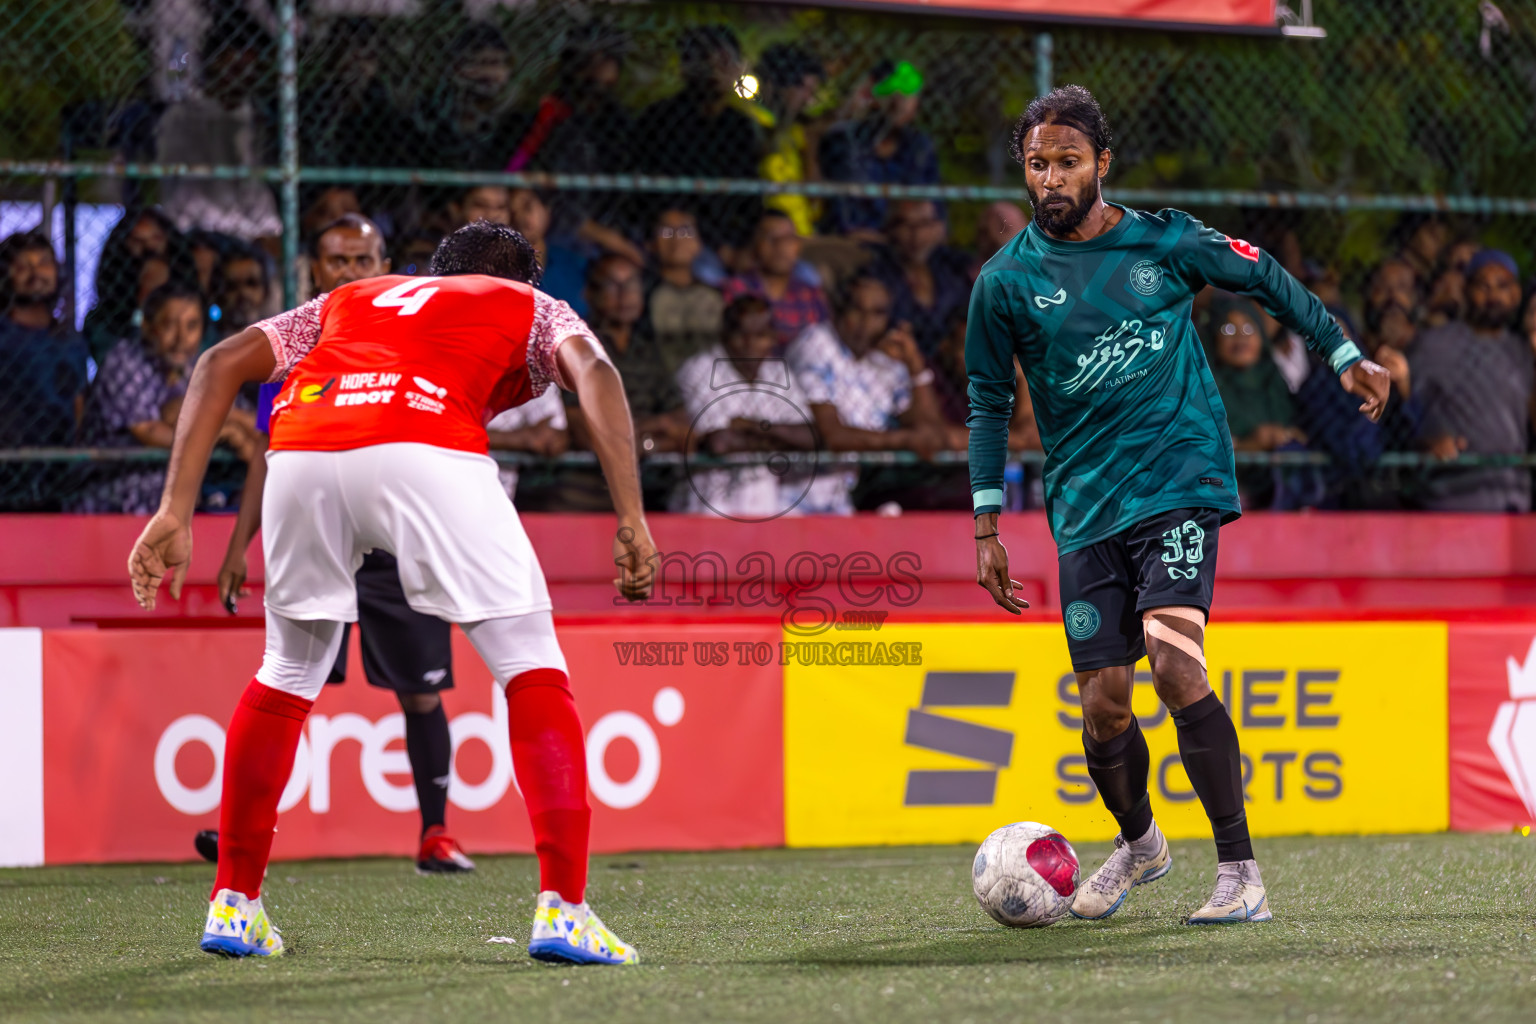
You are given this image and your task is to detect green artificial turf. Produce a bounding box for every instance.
[1,834,1533,1023]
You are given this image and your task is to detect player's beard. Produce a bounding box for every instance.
[1027,177,1100,236]
[5,281,59,314]
[1466,299,1517,332]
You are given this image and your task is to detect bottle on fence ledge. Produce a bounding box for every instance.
[1004,461,1025,512]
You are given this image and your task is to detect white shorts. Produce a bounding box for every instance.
[256,609,568,700]
[262,442,552,623]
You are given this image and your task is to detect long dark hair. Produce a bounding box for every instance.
[83,207,194,351]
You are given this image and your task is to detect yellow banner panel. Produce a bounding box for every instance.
[783,623,1447,847]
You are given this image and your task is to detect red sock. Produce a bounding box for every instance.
[506,668,591,903]
[212,680,313,900]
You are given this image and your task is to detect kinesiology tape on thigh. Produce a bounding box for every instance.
[1142,606,1207,669]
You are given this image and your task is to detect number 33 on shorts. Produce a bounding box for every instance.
[1161,520,1205,580]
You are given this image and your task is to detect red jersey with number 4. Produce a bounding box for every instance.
[268,275,537,454]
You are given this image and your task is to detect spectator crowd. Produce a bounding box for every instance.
[3,8,1536,515]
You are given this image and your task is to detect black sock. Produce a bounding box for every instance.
[403,703,451,835]
[1171,692,1253,862]
[1082,716,1154,842]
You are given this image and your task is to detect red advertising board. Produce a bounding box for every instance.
[766,0,1276,30]
[41,623,783,864]
[1447,624,1536,831]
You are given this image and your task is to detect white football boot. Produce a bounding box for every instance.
[527,890,639,965]
[1070,825,1173,920]
[1187,859,1272,924]
[200,888,285,957]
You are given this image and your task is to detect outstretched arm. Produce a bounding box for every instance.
[1179,219,1389,421]
[555,336,656,601]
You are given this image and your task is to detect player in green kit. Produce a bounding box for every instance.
[967,86,1391,924]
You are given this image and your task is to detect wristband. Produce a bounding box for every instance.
[974,532,999,540]
[1328,340,1363,376]
[911,368,935,387]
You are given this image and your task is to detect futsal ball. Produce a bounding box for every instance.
[972,821,1080,928]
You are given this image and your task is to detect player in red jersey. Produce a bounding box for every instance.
[128,222,656,964]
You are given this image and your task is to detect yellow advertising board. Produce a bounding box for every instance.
[783,622,1448,847]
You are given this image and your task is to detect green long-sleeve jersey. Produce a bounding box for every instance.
[966,206,1362,552]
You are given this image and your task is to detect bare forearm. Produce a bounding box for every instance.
[129,420,177,449]
[1007,425,1042,451]
[761,423,816,449]
[487,426,548,450]
[810,405,898,452]
[160,329,277,519]
[823,423,913,452]
[905,382,943,426]
[634,411,689,453]
[227,436,268,559]
[575,361,646,521]
[724,420,819,451]
[578,219,645,265]
[161,355,245,518]
[899,391,946,438]
[566,406,592,450]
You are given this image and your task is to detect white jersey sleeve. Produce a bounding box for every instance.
[527,289,605,396]
[253,294,330,383]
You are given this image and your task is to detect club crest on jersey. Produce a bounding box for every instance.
[1227,237,1261,263]
[1129,260,1163,296]
[1034,288,1067,309]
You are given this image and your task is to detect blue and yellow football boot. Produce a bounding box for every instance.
[528,890,638,965]
[200,888,285,957]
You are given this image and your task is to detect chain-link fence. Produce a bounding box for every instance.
[3,1,1536,513]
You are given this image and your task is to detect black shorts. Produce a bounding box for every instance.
[326,551,455,694]
[1057,507,1220,673]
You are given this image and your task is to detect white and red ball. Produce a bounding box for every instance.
[972,821,1080,927]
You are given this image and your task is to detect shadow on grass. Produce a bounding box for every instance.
[704,916,1481,970]
[688,923,1182,968]
[0,952,552,1017]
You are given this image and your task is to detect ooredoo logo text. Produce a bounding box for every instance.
[153,684,687,816]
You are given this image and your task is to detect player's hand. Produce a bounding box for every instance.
[534,426,568,457]
[877,323,925,376]
[217,420,258,463]
[1249,423,1289,450]
[727,417,778,450]
[129,510,192,611]
[906,423,946,461]
[612,519,658,602]
[1427,434,1468,461]
[217,551,249,615]
[1340,359,1391,423]
[1373,346,1412,398]
[976,533,1028,615]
